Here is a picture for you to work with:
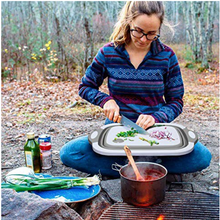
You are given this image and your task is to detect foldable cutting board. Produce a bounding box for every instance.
[88,123,198,156]
[104,125,182,149]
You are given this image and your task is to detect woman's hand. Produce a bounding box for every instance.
[136,114,155,130]
[103,100,121,123]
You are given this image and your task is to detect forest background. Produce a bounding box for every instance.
[1,1,220,194]
[1,1,219,124]
[1,1,219,81]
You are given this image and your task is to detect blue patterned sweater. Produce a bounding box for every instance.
[79,39,184,123]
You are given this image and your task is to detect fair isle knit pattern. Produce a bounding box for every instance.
[79,39,184,123]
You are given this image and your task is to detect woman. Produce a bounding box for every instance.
[60,1,211,177]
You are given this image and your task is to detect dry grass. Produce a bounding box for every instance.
[1,43,219,124]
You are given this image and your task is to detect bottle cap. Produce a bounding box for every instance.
[40,142,51,150]
[27,132,35,139]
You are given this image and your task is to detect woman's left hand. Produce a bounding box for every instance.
[136,114,155,130]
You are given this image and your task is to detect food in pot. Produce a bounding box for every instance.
[119,162,167,207]
[122,167,164,181]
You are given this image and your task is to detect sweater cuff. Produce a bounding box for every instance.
[151,115,160,123]
[100,96,114,108]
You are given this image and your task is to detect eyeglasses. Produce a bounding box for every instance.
[130,29,160,41]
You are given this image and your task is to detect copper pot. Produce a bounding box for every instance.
[113,162,167,207]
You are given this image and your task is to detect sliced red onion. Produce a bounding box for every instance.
[150,130,175,140]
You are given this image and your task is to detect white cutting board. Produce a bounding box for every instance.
[104,125,181,147]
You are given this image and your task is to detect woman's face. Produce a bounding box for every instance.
[130,14,161,50]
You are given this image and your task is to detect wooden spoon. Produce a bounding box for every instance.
[124,145,145,181]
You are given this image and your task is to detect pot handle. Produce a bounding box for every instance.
[111,163,122,172]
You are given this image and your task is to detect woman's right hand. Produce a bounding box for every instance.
[103,99,121,123]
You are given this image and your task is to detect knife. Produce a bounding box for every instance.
[120,115,148,135]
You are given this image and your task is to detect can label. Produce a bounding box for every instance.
[38,134,51,144]
[41,153,52,169]
[25,151,33,168]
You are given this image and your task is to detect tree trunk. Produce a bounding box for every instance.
[38,2,44,48]
[199,2,209,68]
[175,2,179,25]
[183,2,193,49]
[83,2,93,73]
[55,17,62,57]
[207,1,215,60]
[38,2,46,78]
[190,2,199,61]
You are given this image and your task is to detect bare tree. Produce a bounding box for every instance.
[1,1,219,81]
[82,2,94,73]
[206,1,216,59]
[182,1,217,68]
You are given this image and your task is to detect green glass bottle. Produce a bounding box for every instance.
[24,132,41,173]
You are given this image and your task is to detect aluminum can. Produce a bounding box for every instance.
[38,134,51,144]
[40,142,52,169]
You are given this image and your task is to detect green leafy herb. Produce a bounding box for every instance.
[116,127,138,138]
[139,137,159,146]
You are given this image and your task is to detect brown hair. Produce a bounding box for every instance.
[110,1,165,46]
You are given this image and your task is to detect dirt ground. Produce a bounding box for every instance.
[1,64,219,195]
[1,106,219,195]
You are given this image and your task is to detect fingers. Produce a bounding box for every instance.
[104,109,119,122]
[107,111,120,122]
[104,108,114,121]
[136,114,155,130]
[103,100,120,122]
[117,115,122,123]
[108,111,115,122]
[113,111,120,123]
